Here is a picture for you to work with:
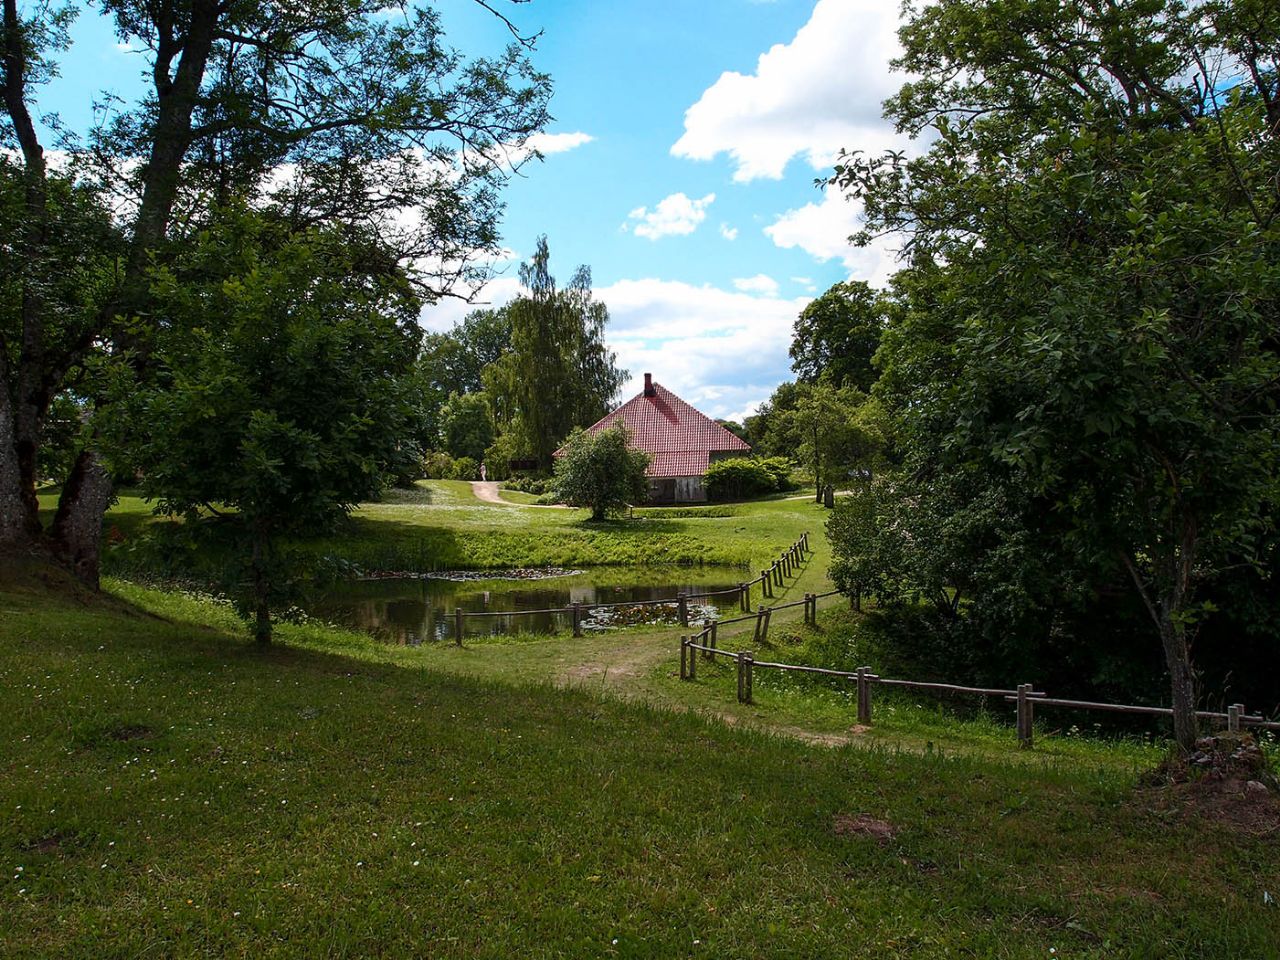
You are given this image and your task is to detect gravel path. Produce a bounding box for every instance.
[470,481,569,509]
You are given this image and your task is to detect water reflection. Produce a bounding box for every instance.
[310,571,742,644]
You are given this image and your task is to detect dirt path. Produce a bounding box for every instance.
[470,481,569,508]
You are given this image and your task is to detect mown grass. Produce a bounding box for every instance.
[2,572,1278,958]
[64,481,823,576]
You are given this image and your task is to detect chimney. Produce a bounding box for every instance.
[643,373,655,397]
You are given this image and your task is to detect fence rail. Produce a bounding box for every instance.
[446,533,813,643]
[678,591,1280,748]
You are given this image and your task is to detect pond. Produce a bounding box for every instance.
[309,568,746,644]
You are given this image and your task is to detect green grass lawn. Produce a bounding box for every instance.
[3,568,1278,958]
[70,480,827,576]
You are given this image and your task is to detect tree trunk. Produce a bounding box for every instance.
[1159,611,1199,752]
[49,450,113,587]
[0,388,30,544]
[251,522,273,646]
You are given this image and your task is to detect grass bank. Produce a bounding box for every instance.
[65,481,824,576]
[3,570,1278,958]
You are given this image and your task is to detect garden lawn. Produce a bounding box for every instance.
[2,568,1278,959]
[64,481,828,576]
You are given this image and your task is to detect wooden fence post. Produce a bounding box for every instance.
[708,620,718,658]
[678,592,688,627]
[783,552,792,578]
[737,651,754,704]
[740,582,751,612]
[454,608,464,646]
[688,635,697,680]
[1017,684,1034,749]
[856,667,872,725]
[572,602,582,637]
[1228,703,1243,733]
[761,607,772,641]
[680,637,689,680]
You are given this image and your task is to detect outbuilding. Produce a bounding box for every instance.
[565,373,750,504]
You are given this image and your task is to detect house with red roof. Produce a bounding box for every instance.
[560,373,751,504]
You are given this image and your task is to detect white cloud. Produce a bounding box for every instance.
[765,187,898,285]
[418,275,523,333]
[671,0,906,182]
[420,272,805,422]
[598,278,809,420]
[732,274,780,297]
[527,131,595,155]
[624,192,715,240]
[719,223,739,241]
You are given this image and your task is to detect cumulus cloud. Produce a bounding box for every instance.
[418,275,524,333]
[765,187,898,285]
[719,223,739,241]
[671,0,906,182]
[732,274,780,297]
[624,192,715,240]
[527,131,595,155]
[420,272,805,421]
[598,277,809,420]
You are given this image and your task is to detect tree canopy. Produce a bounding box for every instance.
[829,0,1280,750]
[1,0,550,584]
[553,424,649,521]
[484,236,627,470]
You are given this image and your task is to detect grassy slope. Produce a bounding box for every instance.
[3,576,1279,959]
[67,480,824,574]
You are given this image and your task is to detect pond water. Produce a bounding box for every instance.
[309,569,745,644]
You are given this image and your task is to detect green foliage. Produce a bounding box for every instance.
[769,383,887,499]
[109,209,422,642]
[449,456,480,481]
[439,391,495,461]
[703,457,794,502]
[828,0,1280,747]
[484,237,627,470]
[790,280,887,391]
[552,425,650,520]
[421,450,456,480]
[501,475,550,495]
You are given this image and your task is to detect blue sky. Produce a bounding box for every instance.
[39,0,910,421]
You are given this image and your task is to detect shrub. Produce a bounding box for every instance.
[501,475,550,495]
[757,456,796,491]
[704,457,793,501]
[553,425,650,520]
[422,451,455,480]
[449,456,480,481]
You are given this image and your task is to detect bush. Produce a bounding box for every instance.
[449,456,480,481]
[553,425,649,520]
[704,457,794,501]
[422,451,455,480]
[501,475,550,495]
[757,456,796,491]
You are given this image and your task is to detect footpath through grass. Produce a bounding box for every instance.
[3,568,1279,958]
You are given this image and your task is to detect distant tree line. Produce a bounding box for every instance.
[416,236,626,480]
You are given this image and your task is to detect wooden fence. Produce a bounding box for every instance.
[679,594,1280,748]
[449,533,812,644]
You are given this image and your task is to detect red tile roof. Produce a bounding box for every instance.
[558,380,751,478]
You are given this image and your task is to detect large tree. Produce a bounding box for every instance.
[833,0,1280,751]
[790,280,887,392]
[1,0,549,584]
[111,208,423,644]
[484,236,626,470]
